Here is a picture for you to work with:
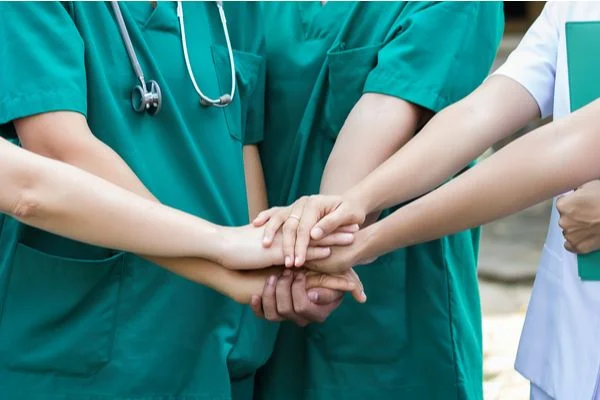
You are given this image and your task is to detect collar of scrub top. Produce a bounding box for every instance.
[110,1,236,116]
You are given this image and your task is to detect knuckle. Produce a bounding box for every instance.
[294,302,308,314]
[558,217,567,229]
[277,304,292,316]
[283,221,298,233]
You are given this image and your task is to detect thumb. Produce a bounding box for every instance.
[307,288,344,305]
[311,207,358,241]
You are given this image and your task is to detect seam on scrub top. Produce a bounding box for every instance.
[363,70,450,112]
[0,90,88,122]
[442,236,462,400]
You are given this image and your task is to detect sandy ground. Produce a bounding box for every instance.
[479,201,551,399]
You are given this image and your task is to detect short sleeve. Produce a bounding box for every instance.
[492,3,558,119]
[363,2,504,112]
[0,2,87,137]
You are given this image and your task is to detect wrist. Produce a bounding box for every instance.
[345,185,376,217]
[354,223,381,264]
[210,225,233,267]
[216,268,248,304]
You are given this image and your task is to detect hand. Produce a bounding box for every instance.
[557,180,600,254]
[226,264,365,305]
[219,224,352,270]
[249,268,365,326]
[304,230,376,274]
[253,195,366,268]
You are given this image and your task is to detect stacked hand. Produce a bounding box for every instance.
[217,195,373,325]
[252,195,373,273]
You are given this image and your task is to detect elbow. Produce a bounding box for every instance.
[11,190,41,222]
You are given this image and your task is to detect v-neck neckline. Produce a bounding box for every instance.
[296,2,349,41]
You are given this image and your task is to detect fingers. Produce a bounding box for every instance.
[565,236,595,254]
[261,275,283,322]
[337,224,360,233]
[261,210,288,247]
[253,207,279,227]
[305,246,331,261]
[250,295,264,318]
[305,270,367,304]
[311,207,357,241]
[290,274,328,324]
[306,287,344,305]
[282,198,306,267]
[275,270,309,326]
[305,272,356,293]
[347,269,367,303]
[310,231,354,247]
[293,198,322,267]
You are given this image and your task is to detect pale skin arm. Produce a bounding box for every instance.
[251,93,420,322]
[243,145,269,220]
[306,97,600,273]
[349,76,540,214]
[13,112,361,301]
[302,76,543,240]
[254,93,423,266]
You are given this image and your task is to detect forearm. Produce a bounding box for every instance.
[345,76,541,214]
[244,145,268,219]
[359,99,600,260]
[15,114,233,291]
[3,141,225,258]
[320,93,420,195]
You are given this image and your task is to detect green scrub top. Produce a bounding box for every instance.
[256,2,504,400]
[0,2,274,399]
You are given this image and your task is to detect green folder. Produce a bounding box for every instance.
[566,21,600,280]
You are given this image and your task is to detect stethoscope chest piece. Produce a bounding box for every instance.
[132,79,162,115]
[112,0,235,115]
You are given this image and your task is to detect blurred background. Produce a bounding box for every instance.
[481,2,547,399]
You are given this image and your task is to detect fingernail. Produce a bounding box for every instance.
[342,233,354,241]
[268,276,276,286]
[312,227,323,239]
[308,291,319,302]
[295,256,303,266]
[263,236,271,244]
[284,256,291,267]
[361,291,367,303]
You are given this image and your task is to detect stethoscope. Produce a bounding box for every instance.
[110,1,236,115]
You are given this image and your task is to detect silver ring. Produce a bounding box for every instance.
[288,214,301,221]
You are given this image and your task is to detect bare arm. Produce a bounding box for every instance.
[12,112,327,299]
[320,93,422,195]
[2,137,224,257]
[347,76,541,214]
[306,76,544,239]
[243,145,268,220]
[358,98,600,261]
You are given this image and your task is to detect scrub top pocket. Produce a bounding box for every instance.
[322,42,383,139]
[0,244,124,377]
[307,249,409,364]
[212,45,263,144]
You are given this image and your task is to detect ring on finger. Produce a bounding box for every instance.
[288,214,301,221]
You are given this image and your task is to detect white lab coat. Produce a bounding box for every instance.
[493,3,600,399]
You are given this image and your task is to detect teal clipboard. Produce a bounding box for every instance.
[566,21,600,280]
